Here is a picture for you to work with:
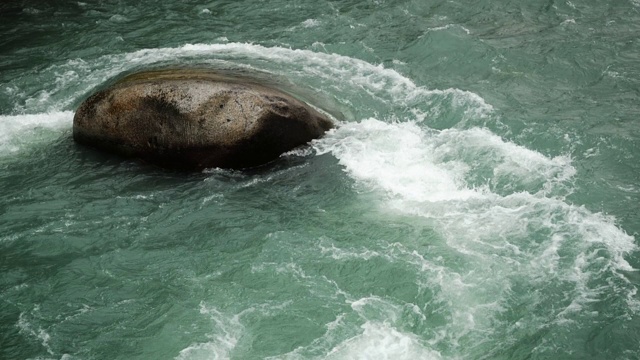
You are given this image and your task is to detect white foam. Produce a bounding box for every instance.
[301,19,321,28]
[325,322,442,360]
[270,295,439,360]
[280,146,314,158]
[431,127,576,196]
[173,42,465,108]
[0,111,73,155]
[7,42,491,119]
[318,241,386,261]
[312,115,637,351]
[314,118,576,202]
[313,117,578,201]
[175,304,243,360]
[17,311,54,355]
[314,119,480,202]
[175,43,485,116]
[427,24,471,35]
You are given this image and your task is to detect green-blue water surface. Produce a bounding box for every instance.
[1,0,639,359]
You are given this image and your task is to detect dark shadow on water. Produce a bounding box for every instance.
[69,137,327,183]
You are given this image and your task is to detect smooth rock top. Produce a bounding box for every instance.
[73,69,334,170]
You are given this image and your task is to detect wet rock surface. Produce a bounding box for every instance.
[73,69,334,170]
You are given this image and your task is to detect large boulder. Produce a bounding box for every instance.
[73,69,334,170]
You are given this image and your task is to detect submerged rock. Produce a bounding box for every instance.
[73,69,334,170]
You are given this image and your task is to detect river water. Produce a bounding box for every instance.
[1,0,639,359]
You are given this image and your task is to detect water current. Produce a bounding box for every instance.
[1,0,639,359]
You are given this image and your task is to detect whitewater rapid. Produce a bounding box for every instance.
[2,42,636,359]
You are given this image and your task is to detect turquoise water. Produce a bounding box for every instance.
[1,0,639,359]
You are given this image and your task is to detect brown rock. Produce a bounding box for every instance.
[73,69,334,170]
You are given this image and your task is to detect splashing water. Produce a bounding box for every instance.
[1,2,639,358]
